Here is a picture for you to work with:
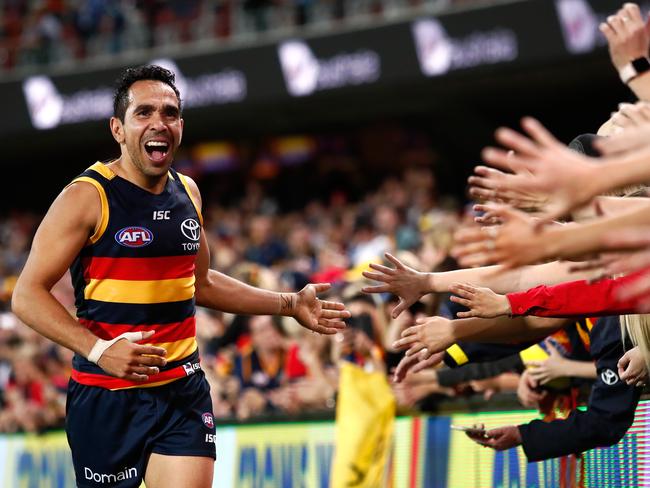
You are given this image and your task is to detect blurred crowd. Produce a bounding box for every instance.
[0,210,72,433]
[0,0,504,72]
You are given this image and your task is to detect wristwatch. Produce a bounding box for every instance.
[619,56,650,84]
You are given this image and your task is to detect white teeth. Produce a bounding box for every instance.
[146,141,168,147]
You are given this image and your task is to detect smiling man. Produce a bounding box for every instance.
[11,65,349,488]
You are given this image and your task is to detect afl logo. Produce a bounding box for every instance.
[115,226,154,248]
[202,412,214,429]
[181,218,201,241]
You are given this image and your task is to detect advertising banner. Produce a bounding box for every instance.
[233,421,334,488]
[0,401,649,487]
[0,431,75,488]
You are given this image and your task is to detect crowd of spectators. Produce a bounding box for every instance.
[0,0,504,72]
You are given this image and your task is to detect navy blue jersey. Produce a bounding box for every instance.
[68,162,203,389]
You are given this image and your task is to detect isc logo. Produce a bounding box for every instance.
[115,226,154,248]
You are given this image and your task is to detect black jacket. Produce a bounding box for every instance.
[519,316,641,461]
[442,317,640,461]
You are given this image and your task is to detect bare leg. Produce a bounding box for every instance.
[144,453,214,488]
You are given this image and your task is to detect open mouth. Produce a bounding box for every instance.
[144,140,170,163]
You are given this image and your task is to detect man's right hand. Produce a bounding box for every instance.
[362,252,430,318]
[96,330,167,381]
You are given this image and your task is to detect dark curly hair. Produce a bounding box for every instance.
[113,65,182,122]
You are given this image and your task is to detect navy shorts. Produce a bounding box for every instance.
[66,370,216,488]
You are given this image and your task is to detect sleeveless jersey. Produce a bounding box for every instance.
[68,162,203,390]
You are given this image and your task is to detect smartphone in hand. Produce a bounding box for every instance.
[450,424,488,438]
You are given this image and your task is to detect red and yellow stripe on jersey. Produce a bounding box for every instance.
[79,254,198,363]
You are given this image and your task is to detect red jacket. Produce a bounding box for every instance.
[507,269,648,318]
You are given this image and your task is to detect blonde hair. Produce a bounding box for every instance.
[620,314,650,369]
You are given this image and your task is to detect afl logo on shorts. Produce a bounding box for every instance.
[202,412,214,429]
[181,218,200,241]
[115,227,154,248]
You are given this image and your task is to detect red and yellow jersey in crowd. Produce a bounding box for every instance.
[68,162,203,390]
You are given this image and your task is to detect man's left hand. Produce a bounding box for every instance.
[291,283,350,334]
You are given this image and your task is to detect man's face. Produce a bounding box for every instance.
[112,79,183,178]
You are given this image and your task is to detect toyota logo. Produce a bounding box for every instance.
[601,369,619,386]
[181,219,201,241]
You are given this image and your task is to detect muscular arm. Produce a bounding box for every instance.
[188,178,295,315]
[195,248,294,315]
[12,183,101,358]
